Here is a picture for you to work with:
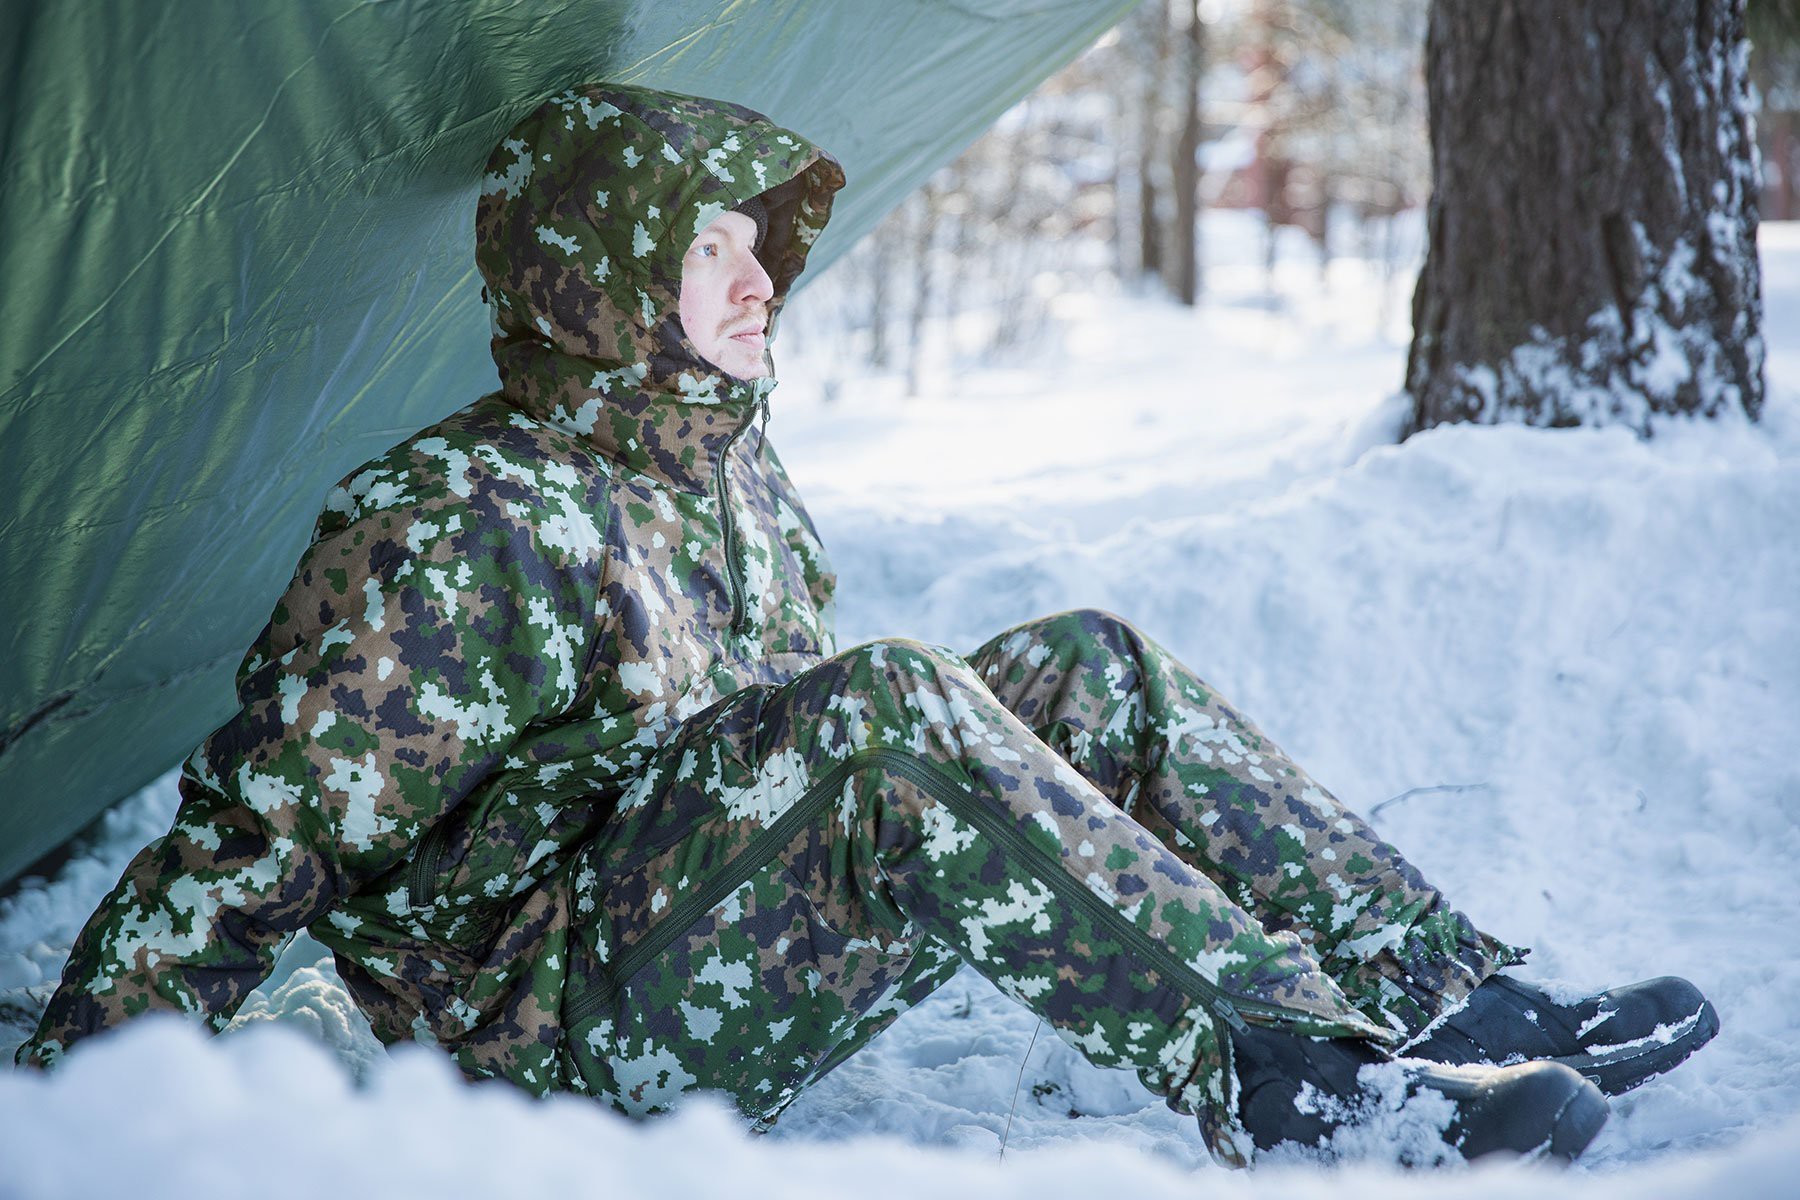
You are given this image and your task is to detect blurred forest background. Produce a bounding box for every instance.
[785,0,1800,421]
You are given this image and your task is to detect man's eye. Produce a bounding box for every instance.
[696,243,718,259]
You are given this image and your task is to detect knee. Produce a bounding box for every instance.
[1050,607,1139,645]
[833,638,973,692]
[987,608,1146,671]
[825,639,990,750]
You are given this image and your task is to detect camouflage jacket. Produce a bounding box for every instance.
[22,84,848,1091]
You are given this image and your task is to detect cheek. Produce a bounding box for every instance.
[678,275,701,332]
[679,274,722,344]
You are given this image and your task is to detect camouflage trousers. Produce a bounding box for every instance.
[554,609,1517,1163]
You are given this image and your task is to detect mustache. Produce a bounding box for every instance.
[721,307,768,337]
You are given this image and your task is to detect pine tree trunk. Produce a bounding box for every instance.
[1171,0,1205,306]
[1138,0,1170,280]
[1403,0,1764,437]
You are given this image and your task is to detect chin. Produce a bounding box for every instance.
[723,355,771,381]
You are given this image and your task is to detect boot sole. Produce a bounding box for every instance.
[1548,997,1721,1096]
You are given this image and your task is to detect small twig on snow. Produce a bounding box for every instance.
[1370,782,1493,819]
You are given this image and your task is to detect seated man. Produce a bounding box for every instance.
[16,84,1718,1167]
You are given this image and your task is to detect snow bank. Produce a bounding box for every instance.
[4,217,1797,1196]
[2,1017,1798,1200]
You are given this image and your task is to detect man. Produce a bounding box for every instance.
[17,84,1717,1167]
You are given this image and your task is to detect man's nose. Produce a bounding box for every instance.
[734,254,774,306]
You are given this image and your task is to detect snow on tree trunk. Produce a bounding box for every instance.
[1403,0,1765,437]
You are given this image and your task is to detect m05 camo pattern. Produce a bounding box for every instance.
[22,86,1516,1165]
[545,610,1513,1163]
[21,81,848,1091]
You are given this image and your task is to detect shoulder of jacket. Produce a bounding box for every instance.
[315,397,618,544]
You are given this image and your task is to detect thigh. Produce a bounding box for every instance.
[559,633,1382,1138]
[557,674,932,1121]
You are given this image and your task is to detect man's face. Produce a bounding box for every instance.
[679,210,774,380]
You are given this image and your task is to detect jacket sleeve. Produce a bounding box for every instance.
[17,446,605,1068]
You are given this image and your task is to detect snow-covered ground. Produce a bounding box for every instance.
[4,212,1797,1197]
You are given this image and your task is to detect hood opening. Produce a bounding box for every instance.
[751,175,808,292]
[473,83,845,490]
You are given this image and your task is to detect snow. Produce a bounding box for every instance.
[4,212,1799,1196]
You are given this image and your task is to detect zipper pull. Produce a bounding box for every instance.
[1212,996,1252,1035]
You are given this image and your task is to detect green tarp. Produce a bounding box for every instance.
[0,0,1135,886]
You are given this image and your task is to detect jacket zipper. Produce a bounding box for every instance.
[713,400,764,638]
[564,748,1322,1034]
[405,791,553,910]
[407,817,452,907]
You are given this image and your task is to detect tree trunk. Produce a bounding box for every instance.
[1111,84,1130,282]
[868,218,892,370]
[1404,0,1763,437]
[906,183,939,398]
[1138,0,1170,281]
[1171,0,1205,305]
[1772,118,1798,222]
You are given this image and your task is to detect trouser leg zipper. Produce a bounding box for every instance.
[566,748,1333,1035]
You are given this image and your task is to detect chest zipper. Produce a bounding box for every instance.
[713,397,766,638]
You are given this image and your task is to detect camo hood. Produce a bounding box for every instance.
[475,84,846,491]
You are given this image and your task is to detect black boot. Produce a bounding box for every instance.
[1230,1021,1609,1165]
[1405,974,1720,1096]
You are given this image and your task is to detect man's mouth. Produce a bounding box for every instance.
[727,325,766,344]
